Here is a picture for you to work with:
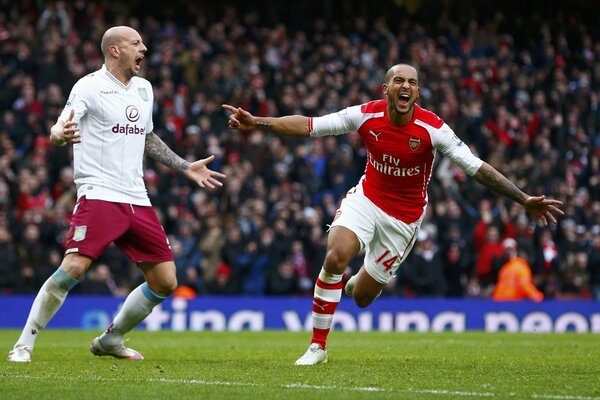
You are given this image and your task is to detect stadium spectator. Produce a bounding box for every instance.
[557,251,590,299]
[534,229,561,298]
[441,241,472,297]
[492,238,544,302]
[15,224,49,280]
[7,25,225,363]
[204,263,236,295]
[76,263,128,296]
[402,232,447,297]
[198,215,226,285]
[266,258,300,295]
[222,62,563,366]
[471,200,516,295]
[0,226,19,293]
[171,220,203,283]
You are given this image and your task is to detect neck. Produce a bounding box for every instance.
[105,62,130,86]
[387,106,414,126]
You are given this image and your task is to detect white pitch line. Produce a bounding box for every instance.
[532,395,600,400]
[147,377,260,387]
[0,373,383,393]
[2,373,599,399]
[284,383,385,392]
[408,388,495,397]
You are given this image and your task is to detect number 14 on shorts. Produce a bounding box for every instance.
[376,250,398,273]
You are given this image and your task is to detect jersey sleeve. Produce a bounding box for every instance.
[58,79,89,124]
[432,123,483,176]
[310,105,362,137]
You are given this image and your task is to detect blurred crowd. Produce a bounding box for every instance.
[0,0,599,300]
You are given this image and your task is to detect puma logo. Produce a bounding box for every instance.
[369,130,382,141]
[312,301,327,312]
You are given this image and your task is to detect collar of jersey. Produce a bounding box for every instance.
[101,64,133,91]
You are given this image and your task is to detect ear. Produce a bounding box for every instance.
[109,45,119,58]
[382,82,388,95]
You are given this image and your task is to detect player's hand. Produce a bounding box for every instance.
[183,155,226,190]
[522,196,564,226]
[222,104,255,131]
[62,110,81,143]
[50,109,81,146]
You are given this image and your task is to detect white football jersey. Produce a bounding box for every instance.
[59,65,154,205]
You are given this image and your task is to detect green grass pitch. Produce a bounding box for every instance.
[1,330,599,400]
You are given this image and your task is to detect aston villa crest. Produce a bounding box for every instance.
[138,87,148,101]
[409,137,421,151]
[73,226,87,242]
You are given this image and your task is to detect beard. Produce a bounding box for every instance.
[393,99,413,115]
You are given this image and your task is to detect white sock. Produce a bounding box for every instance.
[15,268,78,350]
[99,283,166,348]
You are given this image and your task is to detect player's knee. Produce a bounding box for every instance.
[323,249,351,273]
[61,259,89,280]
[152,277,178,297]
[164,278,178,296]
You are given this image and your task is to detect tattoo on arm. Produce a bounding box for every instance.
[256,121,272,132]
[145,132,190,172]
[473,163,527,204]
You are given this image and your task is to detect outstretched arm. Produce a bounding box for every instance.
[222,104,310,137]
[145,132,225,189]
[145,132,190,171]
[472,162,563,226]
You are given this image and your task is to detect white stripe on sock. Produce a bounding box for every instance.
[318,269,343,284]
[314,286,342,302]
[312,312,334,329]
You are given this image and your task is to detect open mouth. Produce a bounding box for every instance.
[399,93,410,106]
[135,57,143,68]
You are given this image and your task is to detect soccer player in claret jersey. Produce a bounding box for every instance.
[222,63,564,366]
[6,26,225,363]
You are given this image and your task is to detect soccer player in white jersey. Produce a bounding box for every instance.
[7,26,225,363]
[222,63,564,366]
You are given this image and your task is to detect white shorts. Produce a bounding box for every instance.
[330,180,422,284]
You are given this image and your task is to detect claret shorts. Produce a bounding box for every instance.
[64,196,173,263]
